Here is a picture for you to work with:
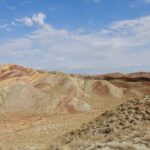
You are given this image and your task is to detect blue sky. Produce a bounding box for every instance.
[0,0,150,74]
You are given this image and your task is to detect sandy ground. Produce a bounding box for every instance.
[0,111,101,150]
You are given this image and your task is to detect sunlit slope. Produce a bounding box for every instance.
[0,64,149,116]
[56,95,150,150]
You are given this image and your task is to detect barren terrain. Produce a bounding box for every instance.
[0,64,149,150]
[57,95,150,150]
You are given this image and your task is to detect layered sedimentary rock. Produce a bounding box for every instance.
[0,64,149,116]
[0,64,150,150]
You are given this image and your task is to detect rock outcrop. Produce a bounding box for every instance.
[55,95,150,150]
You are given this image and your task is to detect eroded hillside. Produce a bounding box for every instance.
[0,64,149,150]
[53,95,150,150]
[0,64,149,116]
